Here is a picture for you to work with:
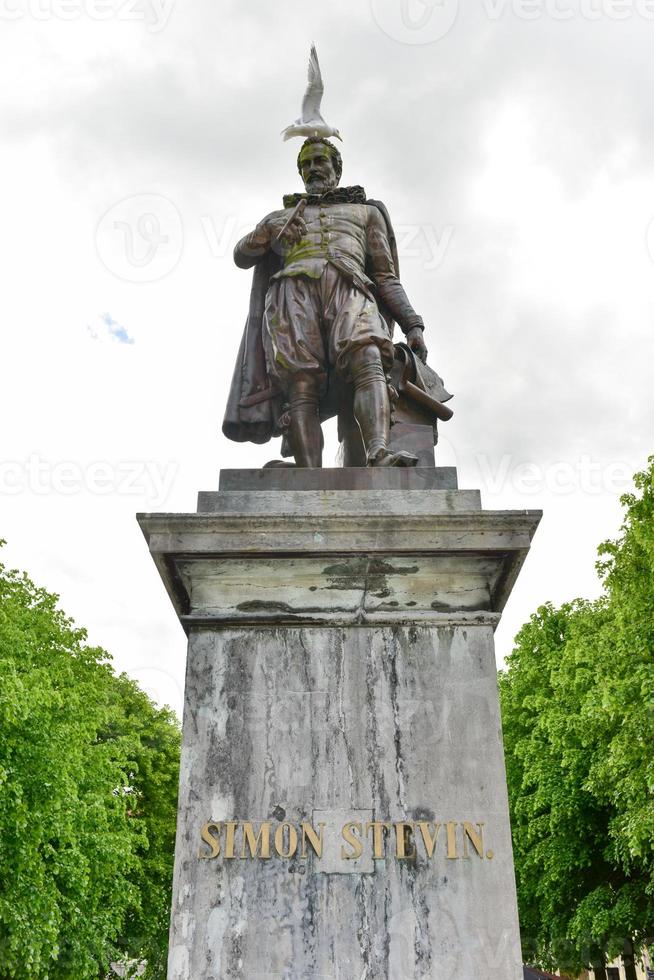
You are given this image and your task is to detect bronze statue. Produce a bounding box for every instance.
[223,49,451,468]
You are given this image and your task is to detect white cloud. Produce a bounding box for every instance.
[1,0,653,716]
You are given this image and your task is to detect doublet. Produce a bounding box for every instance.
[275,202,374,297]
[232,193,424,390]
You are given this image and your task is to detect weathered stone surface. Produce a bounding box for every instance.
[138,493,539,630]
[176,554,498,627]
[388,421,436,467]
[137,476,540,979]
[217,466,457,492]
[169,625,523,979]
[198,488,480,516]
[312,808,375,874]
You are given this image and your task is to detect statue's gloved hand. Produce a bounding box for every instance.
[406,326,428,364]
[263,213,307,247]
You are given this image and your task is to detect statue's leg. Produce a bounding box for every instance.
[350,345,419,468]
[287,373,323,468]
[349,345,390,463]
[263,275,327,468]
[326,270,416,467]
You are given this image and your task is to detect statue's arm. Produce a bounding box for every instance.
[233,212,278,269]
[366,206,428,362]
[366,206,424,334]
[234,208,307,269]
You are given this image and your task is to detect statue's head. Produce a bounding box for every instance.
[297,137,342,194]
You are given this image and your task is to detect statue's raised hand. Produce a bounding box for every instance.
[265,212,307,248]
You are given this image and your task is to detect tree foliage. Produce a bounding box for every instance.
[500,457,654,975]
[0,550,180,978]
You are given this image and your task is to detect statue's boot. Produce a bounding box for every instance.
[288,376,323,468]
[350,345,418,468]
[370,450,419,467]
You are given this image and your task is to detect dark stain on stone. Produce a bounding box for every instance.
[321,560,361,585]
[356,877,373,977]
[416,888,433,973]
[412,806,435,821]
[323,558,418,584]
[431,599,457,612]
[272,804,286,821]
[408,626,419,644]
[301,843,319,967]
[370,559,418,576]
[405,600,417,607]
[234,602,353,622]
[403,824,417,868]
[229,932,243,978]
[237,599,295,612]
[322,561,353,576]
[309,586,317,591]
[322,559,420,614]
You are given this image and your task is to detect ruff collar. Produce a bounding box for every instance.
[283,185,367,208]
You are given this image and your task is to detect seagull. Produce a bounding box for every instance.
[281,44,342,142]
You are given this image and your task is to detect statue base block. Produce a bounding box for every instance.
[138,473,540,979]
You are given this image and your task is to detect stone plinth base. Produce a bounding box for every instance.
[217,465,457,493]
[138,472,540,980]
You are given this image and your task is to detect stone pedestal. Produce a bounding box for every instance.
[138,470,540,980]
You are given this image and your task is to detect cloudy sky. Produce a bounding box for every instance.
[2,0,653,716]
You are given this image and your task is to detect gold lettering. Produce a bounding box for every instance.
[446,821,459,859]
[417,821,442,858]
[224,821,238,859]
[301,822,325,859]
[198,821,221,859]
[462,822,485,859]
[241,821,271,859]
[365,821,391,859]
[274,822,299,859]
[199,816,488,864]
[394,821,416,859]
[341,822,363,860]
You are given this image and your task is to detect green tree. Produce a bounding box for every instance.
[0,549,180,978]
[108,675,180,978]
[500,457,654,978]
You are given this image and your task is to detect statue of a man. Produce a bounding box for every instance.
[222,137,430,467]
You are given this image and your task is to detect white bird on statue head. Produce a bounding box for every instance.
[281,44,342,142]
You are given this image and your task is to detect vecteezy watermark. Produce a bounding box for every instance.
[394,223,454,271]
[203,691,446,740]
[0,455,178,507]
[370,0,654,42]
[200,214,454,272]
[96,194,183,283]
[475,453,633,496]
[370,0,460,43]
[480,0,654,19]
[0,0,175,31]
[97,198,454,281]
[200,215,257,261]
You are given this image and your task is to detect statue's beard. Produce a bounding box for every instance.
[305,174,335,193]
